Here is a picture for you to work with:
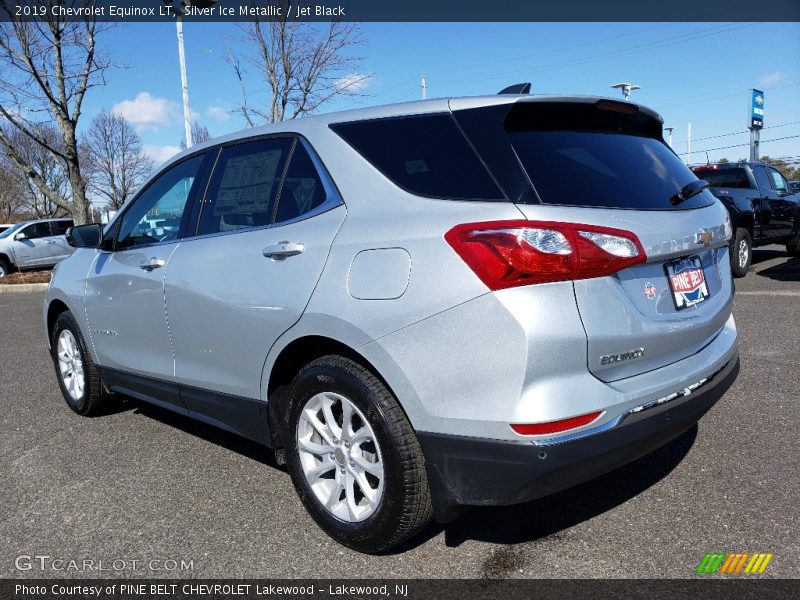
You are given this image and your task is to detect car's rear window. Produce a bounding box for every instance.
[692,167,752,189]
[330,114,504,201]
[510,131,714,210]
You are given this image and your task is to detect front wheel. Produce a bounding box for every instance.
[283,355,432,554]
[51,310,114,416]
[0,257,11,278]
[730,228,752,278]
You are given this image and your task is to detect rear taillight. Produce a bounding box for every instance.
[511,411,603,436]
[444,220,646,290]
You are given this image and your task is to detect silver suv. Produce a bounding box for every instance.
[44,95,739,553]
[0,218,74,277]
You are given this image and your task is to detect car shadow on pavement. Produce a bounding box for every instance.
[750,248,788,266]
[753,253,800,282]
[120,396,695,554]
[410,424,698,551]
[130,400,284,471]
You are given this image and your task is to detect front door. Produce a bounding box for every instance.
[12,221,54,267]
[84,153,207,411]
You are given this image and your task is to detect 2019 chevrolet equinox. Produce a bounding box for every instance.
[44,95,740,553]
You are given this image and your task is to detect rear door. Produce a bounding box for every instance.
[765,167,796,237]
[165,136,345,434]
[455,98,734,381]
[46,219,74,263]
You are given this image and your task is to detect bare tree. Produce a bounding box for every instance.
[228,1,368,125]
[0,3,110,224]
[3,124,72,218]
[83,110,153,211]
[180,121,210,150]
[0,155,25,222]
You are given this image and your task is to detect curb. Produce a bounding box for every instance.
[0,283,49,293]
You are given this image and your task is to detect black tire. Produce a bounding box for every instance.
[787,235,800,257]
[283,355,432,554]
[730,228,752,278]
[0,256,11,278]
[50,310,114,416]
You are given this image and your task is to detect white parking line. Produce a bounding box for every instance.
[736,290,800,297]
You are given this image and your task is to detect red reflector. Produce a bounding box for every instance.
[511,411,603,436]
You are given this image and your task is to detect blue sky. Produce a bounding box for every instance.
[88,22,800,166]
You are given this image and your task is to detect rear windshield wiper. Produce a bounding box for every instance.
[670,179,710,206]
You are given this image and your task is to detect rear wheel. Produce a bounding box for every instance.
[51,310,114,416]
[283,355,432,554]
[731,228,752,278]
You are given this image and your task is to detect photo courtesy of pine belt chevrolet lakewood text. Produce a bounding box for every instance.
[44,93,741,553]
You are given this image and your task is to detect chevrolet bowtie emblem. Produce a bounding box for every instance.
[695,229,714,245]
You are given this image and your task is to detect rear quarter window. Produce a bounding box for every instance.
[330,114,504,201]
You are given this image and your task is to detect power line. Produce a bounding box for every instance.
[675,133,800,156]
[673,121,800,145]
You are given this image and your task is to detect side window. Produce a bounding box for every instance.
[768,168,788,193]
[20,222,52,240]
[330,114,504,201]
[274,143,327,223]
[49,220,73,236]
[197,138,293,236]
[116,154,205,250]
[753,166,773,193]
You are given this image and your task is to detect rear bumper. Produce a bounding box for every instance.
[419,353,739,522]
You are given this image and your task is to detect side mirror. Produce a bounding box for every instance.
[13,232,27,241]
[66,223,103,249]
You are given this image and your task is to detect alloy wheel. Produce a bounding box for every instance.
[297,391,384,522]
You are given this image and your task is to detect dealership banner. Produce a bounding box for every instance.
[2,0,800,22]
[3,579,799,600]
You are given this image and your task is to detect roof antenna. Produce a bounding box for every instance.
[498,83,531,95]
[706,151,710,165]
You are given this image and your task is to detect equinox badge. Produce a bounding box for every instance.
[600,347,645,366]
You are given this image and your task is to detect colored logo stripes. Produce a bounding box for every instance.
[696,553,773,574]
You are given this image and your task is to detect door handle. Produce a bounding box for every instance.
[262,241,304,260]
[139,257,166,271]
[44,240,57,244]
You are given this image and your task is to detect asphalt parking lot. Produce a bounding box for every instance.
[1,247,798,580]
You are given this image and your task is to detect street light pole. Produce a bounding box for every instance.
[664,126,674,147]
[176,14,192,149]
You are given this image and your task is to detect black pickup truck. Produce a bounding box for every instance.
[692,162,800,277]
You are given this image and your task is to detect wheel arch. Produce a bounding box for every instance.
[264,334,414,449]
[46,298,71,345]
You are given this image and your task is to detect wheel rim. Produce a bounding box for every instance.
[738,239,749,269]
[57,330,85,402]
[297,391,384,523]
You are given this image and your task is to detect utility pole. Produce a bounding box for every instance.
[664,126,674,147]
[165,1,218,150]
[421,75,427,100]
[687,122,692,165]
[176,15,192,149]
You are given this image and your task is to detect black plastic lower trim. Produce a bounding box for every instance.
[99,367,267,445]
[418,355,739,523]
